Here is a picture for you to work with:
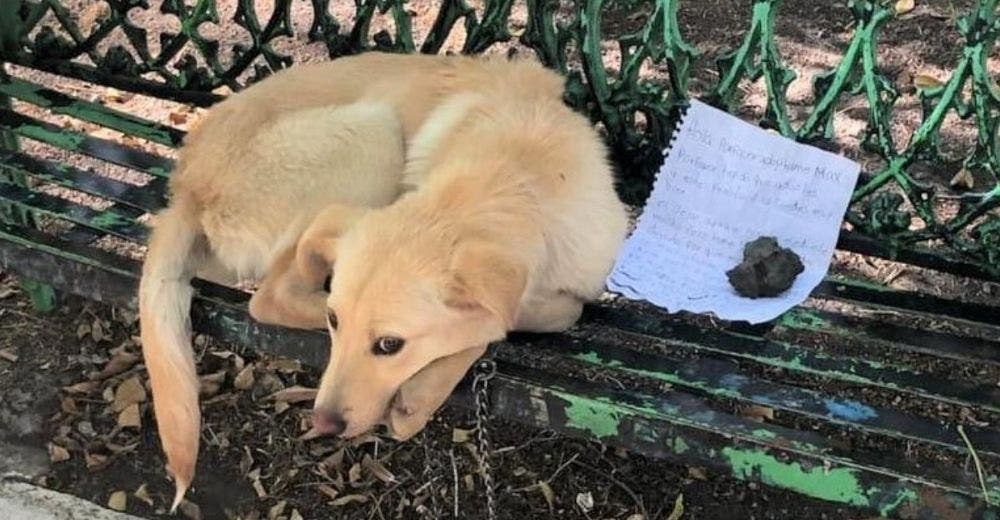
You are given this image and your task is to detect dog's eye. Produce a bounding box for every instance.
[326,309,338,330]
[323,275,332,293]
[372,336,405,356]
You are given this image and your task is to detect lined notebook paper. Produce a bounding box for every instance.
[607,100,861,324]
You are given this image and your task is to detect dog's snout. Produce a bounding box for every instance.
[312,410,347,436]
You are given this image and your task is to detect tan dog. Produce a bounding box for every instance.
[289,55,629,438]
[140,52,628,509]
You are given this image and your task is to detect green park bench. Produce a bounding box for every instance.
[0,0,998,517]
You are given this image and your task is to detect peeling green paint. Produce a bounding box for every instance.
[722,447,870,507]
[672,437,690,454]
[752,429,777,440]
[778,309,833,331]
[877,488,917,517]
[559,392,621,439]
[15,124,85,149]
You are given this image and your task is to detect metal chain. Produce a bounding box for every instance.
[472,358,497,520]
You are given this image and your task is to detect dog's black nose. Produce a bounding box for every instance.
[312,410,347,436]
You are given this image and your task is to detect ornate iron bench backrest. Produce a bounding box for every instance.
[1,0,998,280]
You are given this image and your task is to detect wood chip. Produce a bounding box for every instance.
[575,491,594,513]
[268,500,287,520]
[107,491,127,511]
[894,0,915,14]
[0,348,18,362]
[913,73,943,89]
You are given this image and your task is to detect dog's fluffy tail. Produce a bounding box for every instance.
[138,198,205,512]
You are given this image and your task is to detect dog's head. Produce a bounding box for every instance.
[303,202,525,439]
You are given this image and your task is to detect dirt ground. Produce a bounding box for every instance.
[0,271,876,520]
[2,0,998,519]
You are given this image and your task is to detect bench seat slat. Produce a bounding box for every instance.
[779,307,1000,366]
[0,181,148,242]
[511,331,1000,457]
[583,306,1000,414]
[0,77,186,148]
[0,108,174,178]
[1,152,166,212]
[815,277,1000,329]
[0,222,995,516]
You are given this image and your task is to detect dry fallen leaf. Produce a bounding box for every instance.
[626,515,645,520]
[348,462,362,485]
[0,348,18,362]
[317,483,339,501]
[0,286,16,299]
[268,386,317,403]
[913,74,943,89]
[268,500,287,520]
[452,427,472,443]
[118,403,142,429]
[363,454,396,483]
[85,451,108,471]
[464,474,475,492]
[741,404,775,422]
[330,494,368,507]
[63,380,100,395]
[112,376,147,412]
[60,397,79,414]
[575,491,594,513]
[666,493,685,520]
[950,168,974,190]
[91,351,140,380]
[48,443,70,463]
[687,466,708,481]
[108,490,127,511]
[537,481,555,511]
[199,371,227,397]
[178,499,202,520]
[169,111,189,125]
[234,364,256,391]
[289,509,304,520]
[895,0,915,14]
[134,483,154,506]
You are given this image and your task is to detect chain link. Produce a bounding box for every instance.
[472,358,497,520]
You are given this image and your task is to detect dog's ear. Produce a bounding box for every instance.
[445,241,526,329]
[295,204,367,285]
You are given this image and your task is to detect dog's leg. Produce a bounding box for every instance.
[514,291,585,332]
[387,344,487,440]
[195,253,239,287]
[249,245,328,330]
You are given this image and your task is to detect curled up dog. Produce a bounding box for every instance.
[138,52,628,509]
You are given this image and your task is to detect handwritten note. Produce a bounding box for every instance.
[608,100,861,324]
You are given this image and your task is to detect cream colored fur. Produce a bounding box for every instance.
[139,52,628,508]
